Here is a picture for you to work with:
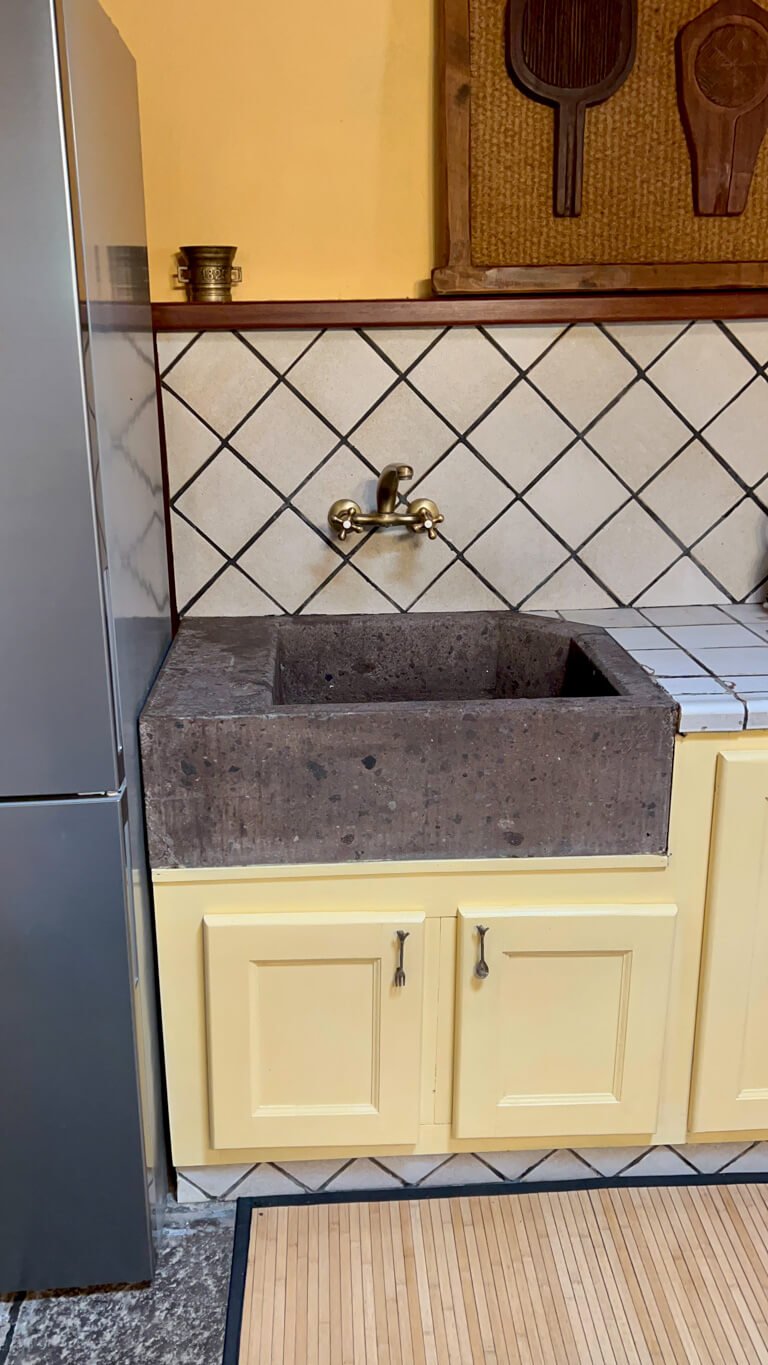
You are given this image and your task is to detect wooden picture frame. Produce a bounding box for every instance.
[432,0,768,295]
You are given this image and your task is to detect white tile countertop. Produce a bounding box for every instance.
[534,603,768,734]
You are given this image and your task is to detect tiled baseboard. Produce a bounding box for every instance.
[176,1143,768,1203]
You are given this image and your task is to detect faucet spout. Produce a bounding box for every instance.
[376,463,413,515]
[328,464,443,542]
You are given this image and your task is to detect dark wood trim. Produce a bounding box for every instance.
[441,0,472,272]
[432,261,768,294]
[152,292,768,331]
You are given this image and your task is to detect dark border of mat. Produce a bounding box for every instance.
[221,1170,768,1363]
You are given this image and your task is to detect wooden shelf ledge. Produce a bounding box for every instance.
[151,292,768,332]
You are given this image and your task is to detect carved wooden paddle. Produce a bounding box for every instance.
[507,0,637,217]
[677,0,768,215]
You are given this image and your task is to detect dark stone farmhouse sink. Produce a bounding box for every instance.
[140,613,677,868]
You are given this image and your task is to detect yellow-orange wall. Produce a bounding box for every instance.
[101,0,435,301]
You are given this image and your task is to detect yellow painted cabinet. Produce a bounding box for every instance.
[452,904,677,1140]
[204,910,425,1149]
[690,752,768,1133]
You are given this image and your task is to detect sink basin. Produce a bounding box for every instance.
[275,613,617,705]
[140,612,677,868]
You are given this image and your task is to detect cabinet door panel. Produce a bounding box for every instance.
[204,911,424,1148]
[453,905,677,1139]
[691,753,768,1133]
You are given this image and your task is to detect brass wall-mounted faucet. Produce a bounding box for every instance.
[328,464,444,542]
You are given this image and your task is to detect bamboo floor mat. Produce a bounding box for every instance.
[228,1182,768,1364]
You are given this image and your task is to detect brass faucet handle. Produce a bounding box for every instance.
[407,498,444,541]
[328,499,362,542]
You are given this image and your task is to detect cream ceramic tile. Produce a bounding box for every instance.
[618,1146,696,1177]
[721,602,768,621]
[420,1154,502,1187]
[641,605,733,625]
[603,322,686,368]
[741,621,768,642]
[694,645,768,674]
[244,329,319,373]
[745,695,768,728]
[304,564,396,614]
[271,1159,352,1191]
[156,331,199,374]
[174,449,281,556]
[324,1159,402,1192]
[228,1164,304,1198]
[641,441,742,544]
[164,332,276,437]
[665,623,758,650]
[375,1155,450,1184]
[519,560,614,610]
[524,442,628,548]
[469,381,573,491]
[292,446,379,548]
[180,1164,256,1198]
[631,648,706,676]
[288,330,396,434]
[465,502,569,605]
[703,378,768,486]
[573,1147,653,1177]
[718,1142,768,1173]
[408,328,515,431]
[162,390,220,495]
[349,527,454,609]
[694,499,768,600]
[175,1175,209,1204]
[411,561,506,611]
[560,607,646,626]
[675,695,745,733]
[480,1150,553,1181]
[237,510,341,612]
[362,327,444,371]
[722,319,768,365]
[635,557,729,607]
[410,444,513,549]
[647,322,754,429]
[608,627,673,649]
[528,325,635,431]
[349,382,454,471]
[587,381,689,489]
[231,384,338,495]
[721,674,768,691]
[188,566,282,616]
[170,514,226,610]
[482,324,565,370]
[521,1150,599,1181]
[581,502,679,602]
[674,1143,753,1174]
[657,675,728,695]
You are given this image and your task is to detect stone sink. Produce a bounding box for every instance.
[140,613,677,867]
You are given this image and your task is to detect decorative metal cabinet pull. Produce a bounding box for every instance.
[394,930,409,987]
[475,925,490,979]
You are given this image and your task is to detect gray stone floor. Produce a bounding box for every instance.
[0,1204,235,1365]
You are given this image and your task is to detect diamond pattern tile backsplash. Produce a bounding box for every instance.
[156,321,768,616]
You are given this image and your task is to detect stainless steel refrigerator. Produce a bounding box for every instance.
[0,0,172,1291]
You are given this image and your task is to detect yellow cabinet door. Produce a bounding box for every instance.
[453,904,677,1140]
[690,752,768,1134]
[204,910,424,1149]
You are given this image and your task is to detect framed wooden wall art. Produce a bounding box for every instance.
[433,0,768,294]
